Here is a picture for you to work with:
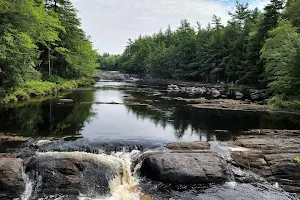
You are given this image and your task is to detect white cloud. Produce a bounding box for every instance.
[70,0,269,54]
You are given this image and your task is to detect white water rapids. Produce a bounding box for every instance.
[21,150,148,200]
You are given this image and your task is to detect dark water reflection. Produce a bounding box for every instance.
[1,86,300,143]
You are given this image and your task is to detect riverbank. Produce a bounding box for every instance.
[0,78,95,105]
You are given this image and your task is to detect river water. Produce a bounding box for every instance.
[1,81,300,200]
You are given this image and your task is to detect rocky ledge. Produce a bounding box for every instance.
[0,158,25,200]
[231,129,300,193]
[140,129,300,193]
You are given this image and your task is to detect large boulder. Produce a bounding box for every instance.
[141,152,226,184]
[212,89,221,98]
[0,158,25,200]
[25,152,122,198]
[235,91,244,100]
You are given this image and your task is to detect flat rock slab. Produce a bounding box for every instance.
[165,142,210,150]
[141,152,226,184]
[231,129,300,193]
[0,158,25,199]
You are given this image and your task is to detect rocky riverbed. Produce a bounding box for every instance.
[0,129,299,199]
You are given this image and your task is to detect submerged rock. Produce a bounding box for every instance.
[0,158,25,200]
[141,152,226,184]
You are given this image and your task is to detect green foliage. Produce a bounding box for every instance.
[0,78,95,104]
[294,156,300,164]
[268,95,300,111]
[285,0,300,29]
[261,19,300,106]
[97,53,121,71]
[117,3,270,84]
[0,0,97,91]
[24,81,57,96]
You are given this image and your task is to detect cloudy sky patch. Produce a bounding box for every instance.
[70,0,269,54]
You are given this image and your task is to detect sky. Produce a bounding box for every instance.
[70,0,269,54]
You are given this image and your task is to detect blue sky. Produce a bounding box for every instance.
[71,0,269,54]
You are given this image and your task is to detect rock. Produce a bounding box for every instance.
[231,130,300,193]
[25,153,122,197]
[0,136,27,142]
[235,91,244,100]
[196,87,207,94]
[0,158,25,199]
[250,92,261,101]
[59,99,74,103]
[212,89,221,98]
[141,152,226,184]
[32,140,53,148]
[167,84,180,91]
[152,92,163,97]
[165,142,210,150]
[245,99,251,104]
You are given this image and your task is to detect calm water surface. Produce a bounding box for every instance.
[1,82,300,143]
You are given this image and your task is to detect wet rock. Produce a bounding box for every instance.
[141,152,226,184]
[0,158,25,200]
[165,142,210,150]
[25,153,121,197]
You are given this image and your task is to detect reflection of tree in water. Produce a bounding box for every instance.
[0,91,95,137]
[125,99,300,141]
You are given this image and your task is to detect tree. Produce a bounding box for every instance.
[261,19,300,96]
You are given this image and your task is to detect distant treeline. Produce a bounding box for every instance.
[99,0,300,110]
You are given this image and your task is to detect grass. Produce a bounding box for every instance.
[0,77,95,104]
[294,157,300,164]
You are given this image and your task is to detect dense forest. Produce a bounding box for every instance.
[0,0,97,103]
[100,0,300,110]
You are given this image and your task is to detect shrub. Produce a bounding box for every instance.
[268,95,300,111]
[13,89,30,101]
[59,80,78,90]
[294,157,300,164]
[1,94,18,104]
[44,75,65,84]
[24,81,57,96]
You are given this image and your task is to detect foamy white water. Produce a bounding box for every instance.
[37,150,145,200]
[21,169,33,200]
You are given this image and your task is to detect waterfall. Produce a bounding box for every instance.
[96,151,143,200]
[29,150,146,200]
[21,168,33,200]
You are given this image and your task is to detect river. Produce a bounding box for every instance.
[0,81,300,200]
